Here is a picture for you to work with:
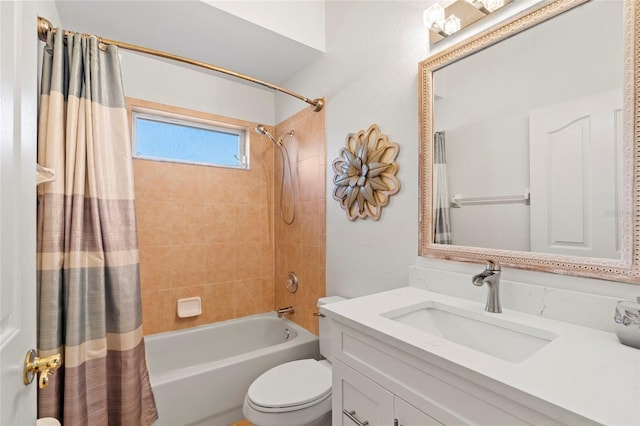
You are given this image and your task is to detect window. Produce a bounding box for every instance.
[131,107,248,169]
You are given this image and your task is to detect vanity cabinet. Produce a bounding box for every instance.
[330,320,592,426]
[333,359,439,426]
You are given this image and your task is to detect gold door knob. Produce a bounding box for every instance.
[23,349,61,389]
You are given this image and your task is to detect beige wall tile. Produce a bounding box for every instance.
[296,118,318,162]
[285,217,301,245]
[259,242,274,278]
[133,159,173,201]
[141,290,168,335]
[234,242,263,280]
[170,163,206,202]
[260,278,275,312]
[171,202,206,245]
[203,281,235,324]
[300,245,321,285]
[300,202,319,245]
[286,243,302,275]
[235,170,269,205]
[203,203,236,244]
[204,243,235,284]
[317,164,326,201]
[234,204,263,243]
[136,199,172,247]
[234,279,262,318]
[139,245,171,292]
[298,157,320,202]
[170,245,206,288]
[202,167,236,204]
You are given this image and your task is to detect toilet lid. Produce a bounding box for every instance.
[247,359,331,409]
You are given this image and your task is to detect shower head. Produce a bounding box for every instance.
[255,125,294,147]
[255,125,280,146]
[281,130,295,140]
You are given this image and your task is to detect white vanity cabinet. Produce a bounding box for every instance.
[394,397,440,426]
[333,358,439,426]
[325,288,639,425]
[330,319,595,426]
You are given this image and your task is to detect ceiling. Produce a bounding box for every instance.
[54,1,324,86]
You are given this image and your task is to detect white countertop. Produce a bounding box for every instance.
[323,287,640,425]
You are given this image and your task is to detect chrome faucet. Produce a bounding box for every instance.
[472,260,502,313]
[277,306,294,318]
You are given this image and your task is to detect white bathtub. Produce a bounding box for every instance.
[145,312,320,426]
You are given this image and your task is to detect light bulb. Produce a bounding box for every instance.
[465,0,485,8]
[485,0,505,11]
[423,4,445,30]
[443,14,461,35]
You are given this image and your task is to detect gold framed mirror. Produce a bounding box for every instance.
[419,0,640,284]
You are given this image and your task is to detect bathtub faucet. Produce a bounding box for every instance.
[277,306,295,318]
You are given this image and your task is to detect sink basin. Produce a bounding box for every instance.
[382,302,557,363]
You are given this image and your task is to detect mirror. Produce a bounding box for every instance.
[419,0,640,283]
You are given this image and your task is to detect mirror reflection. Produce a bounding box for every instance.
[432,0,623,259]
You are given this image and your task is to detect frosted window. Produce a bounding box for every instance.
[132,111,247,169]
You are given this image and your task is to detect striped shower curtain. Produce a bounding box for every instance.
[37,30,158,425]
[433,131,452,244]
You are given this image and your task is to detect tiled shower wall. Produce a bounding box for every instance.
[133,98,326,336]
[133,100,276,335]
[274,105,327,335]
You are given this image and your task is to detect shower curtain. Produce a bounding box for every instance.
[36,30,158,425]
[433,131,452,244]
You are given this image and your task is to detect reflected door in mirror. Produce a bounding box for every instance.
[530,89,622,259]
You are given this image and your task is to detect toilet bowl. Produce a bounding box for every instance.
[242,296,346,426]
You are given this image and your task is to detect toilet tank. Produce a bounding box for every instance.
[317,296,346,361]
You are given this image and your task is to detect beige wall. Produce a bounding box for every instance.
[274,105,327,335]
[131,99,276,335]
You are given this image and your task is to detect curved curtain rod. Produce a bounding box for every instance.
[36,16,324,112]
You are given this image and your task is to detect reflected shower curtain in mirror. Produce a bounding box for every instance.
[433,132,452,244]
[36,30,158,425]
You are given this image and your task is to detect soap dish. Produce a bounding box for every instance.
[614,297,640,349]
[177,296,202,318]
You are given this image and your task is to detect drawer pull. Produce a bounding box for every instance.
[343,409,369,426]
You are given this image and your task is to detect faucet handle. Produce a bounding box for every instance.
[485,260,501,272]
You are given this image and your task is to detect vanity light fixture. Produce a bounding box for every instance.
[425,0,511,44]
[423,4,446,33]
[466,0,505,13]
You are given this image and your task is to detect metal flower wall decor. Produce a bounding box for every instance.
[332,124,401,221]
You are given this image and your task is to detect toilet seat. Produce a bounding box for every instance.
[247,359,331,413]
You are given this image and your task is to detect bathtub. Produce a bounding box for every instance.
[145,312,319,426]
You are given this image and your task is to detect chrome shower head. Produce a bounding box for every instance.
[282,130,295,140]
[255,125,295,147]
[255,125,280,146]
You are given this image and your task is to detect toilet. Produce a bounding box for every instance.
[242,296,346,426]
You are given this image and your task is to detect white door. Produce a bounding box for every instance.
[529,89,622,259]
[0,1,39,424]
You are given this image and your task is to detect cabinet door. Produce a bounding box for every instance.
[394,397,442,426]
[333,359,395,426]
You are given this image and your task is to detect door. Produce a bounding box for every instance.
[1,1,39,424]
[529,89,622,258]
